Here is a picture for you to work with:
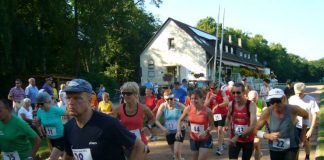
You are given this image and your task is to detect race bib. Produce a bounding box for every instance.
[191,124,204,134]
[165,120,178,130]
[273,138,290,150]
[130,129,142,140]
[213,114,222,121]
[72,148,93,160]
[45,127,57,136]
[234,124,248,135]
[3,151,20,160]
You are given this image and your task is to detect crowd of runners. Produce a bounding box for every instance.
[0,76,320,160]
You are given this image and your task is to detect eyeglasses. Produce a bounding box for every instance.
[232,91,242,95]
[121,92,133,96]
[165,98,174,101]
[270,98,282,104]
[210,87,217,90]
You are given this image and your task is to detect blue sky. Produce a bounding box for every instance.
[144,0,323,61]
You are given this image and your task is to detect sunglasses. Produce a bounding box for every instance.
[121,92,133,96]
[270,98,282,104]
[37,103,44,106]
[210,87,217,90]
[165,98,174,101]
[232,91,242,95]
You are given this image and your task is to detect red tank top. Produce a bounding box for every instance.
[188,105,210,141]
[119,103,148,145]
[230,100,254,142]
[144,95,156,111]
[209,90,227,115]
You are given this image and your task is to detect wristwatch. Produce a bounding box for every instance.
[147,124,152,129]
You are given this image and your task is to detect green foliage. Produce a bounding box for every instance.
[196,16,324,82]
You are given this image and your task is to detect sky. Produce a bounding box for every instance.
[144,0,324,61]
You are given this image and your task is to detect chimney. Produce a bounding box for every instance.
[238,38,242,47]
[229,35,232,44]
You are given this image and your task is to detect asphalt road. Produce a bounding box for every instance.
[146,85,323,160]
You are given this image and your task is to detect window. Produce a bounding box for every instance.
[240,52,243,57]
[225,45,228,53]
[248,54,250,59]
[231,47,234,54]
[168,38,175,49]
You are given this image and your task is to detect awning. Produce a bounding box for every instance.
[221,60,241,67]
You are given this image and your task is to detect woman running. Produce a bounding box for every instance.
[0,99,41,160]
[155,89,186,160]
[176,89,214,160]
[35,91,67,159]
[114,82,155,156]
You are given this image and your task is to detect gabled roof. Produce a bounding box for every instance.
[169,18,263,67]
[142,17,263,68]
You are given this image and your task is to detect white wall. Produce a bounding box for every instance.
[140,20,207,86]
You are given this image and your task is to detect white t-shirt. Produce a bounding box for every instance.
[288,95,319,128]
[18,106,33,120]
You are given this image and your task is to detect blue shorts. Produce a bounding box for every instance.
[189,136,213,151]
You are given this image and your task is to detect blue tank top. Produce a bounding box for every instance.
[268,105,299,151]
[163,103,182,133]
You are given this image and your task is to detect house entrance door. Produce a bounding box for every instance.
[166,66,179,82]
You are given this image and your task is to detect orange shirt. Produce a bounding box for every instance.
[91,94,98,110]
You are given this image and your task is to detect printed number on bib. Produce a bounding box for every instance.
[213,114,222,121]
[130,129,142,140]
[3,151,20,160]
[45,127,57,136]
[273,138,290,150]
[72,148,93,160]
[165,120,177,130]
[191,124,204,134]
[234,124,248,135]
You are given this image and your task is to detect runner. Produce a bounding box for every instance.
[255,88,309,160]
[63,79,144,160]
[176,89,214,160]
[34,91,67,159]
[288,82,319,160]
[155,89,187,160]
[144,87,158,141]
[204,82,229,155]
[115,82,155,156]
[224,83,257,160]
[0,99,41,160]
[248,90,267,160]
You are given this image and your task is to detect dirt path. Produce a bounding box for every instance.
[147,85,323,160]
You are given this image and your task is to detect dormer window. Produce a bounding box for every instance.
[168,38,175,49]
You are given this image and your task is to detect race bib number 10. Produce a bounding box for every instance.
[72,148,93,160]
[191,124,204,134]
[3,151,20,160]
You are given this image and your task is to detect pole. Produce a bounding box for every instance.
[212,5,220,82]
[218,8,225,87]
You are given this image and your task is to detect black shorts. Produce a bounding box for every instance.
[166,130,185,145]
[228,141,254,160]
[50,137,65,151]
[270,148,299,160]
[189,136,213,151]
[213,115,226,127]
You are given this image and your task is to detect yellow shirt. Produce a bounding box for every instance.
[98,101,112,114]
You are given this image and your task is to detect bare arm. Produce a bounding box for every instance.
[142,105,155,126]
[63,153,73,160]
[129,137,145,160]
[206,108,215,132]
[31,136,41,158]
[177,107,189,131]
[253,108,270,134]
[155,103,166,131]
[218,91,229,107]
[243,102,257,137]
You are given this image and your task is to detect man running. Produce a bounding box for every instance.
[63,79,144,160]
[224,83,257,160]
[288,82,319,160]
[255,88,309,160]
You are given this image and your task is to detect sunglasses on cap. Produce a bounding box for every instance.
[165,98,174,101]
[232,91,242,95]
[121,92,133,96]
[270,98,282,104]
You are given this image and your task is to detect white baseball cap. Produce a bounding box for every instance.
[266,88,285,100]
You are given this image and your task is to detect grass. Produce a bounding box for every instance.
[317,86,324,160]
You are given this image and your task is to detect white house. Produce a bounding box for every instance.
[140,18,264,86]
